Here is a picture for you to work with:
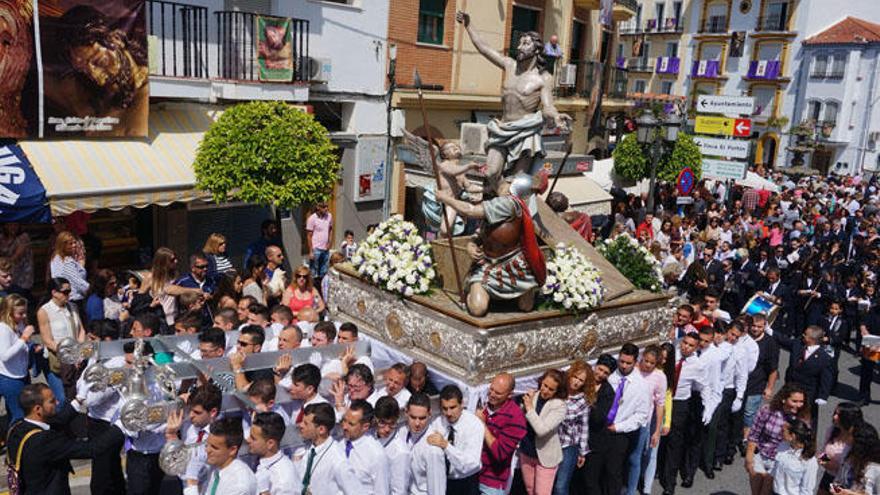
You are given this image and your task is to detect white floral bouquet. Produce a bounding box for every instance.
[350,215,435,296]
[542,244,606,311]
[597,233,664,292]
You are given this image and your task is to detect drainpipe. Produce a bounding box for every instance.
[858,47,879,174]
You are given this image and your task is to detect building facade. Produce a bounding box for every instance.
[791,17,880,175]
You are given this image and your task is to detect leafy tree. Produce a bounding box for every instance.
[658,133,702,182]
[612,133,648,181]
[194,101,339,208]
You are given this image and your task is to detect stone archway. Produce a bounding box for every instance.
[756,132,779,168]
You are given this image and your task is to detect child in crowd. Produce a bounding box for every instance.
[773,420,819,495]
[340,230,358,261]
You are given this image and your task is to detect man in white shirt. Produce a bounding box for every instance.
[715,321,751,467]
[247,412,298,495]
[280,363,327,424]
[404,393,446,495]
[426,384,483,495]
[321,322,374,378]
[379,363,412,409]
[166,384,224,492]
[332,364,382,417]
[697,326,731,479]
[607,343,651,495]
[374,396,412,495]
[185,417,256,495]
[294,402,361,495]
[660,332,705,494]
[341,399,391,494]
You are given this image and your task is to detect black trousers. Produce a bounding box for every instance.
[87,417,126,495]
[127,450,164,495]
[447,473,479,495]
[585,430,636,495]
[684,395,704,480]
[661,398,701,494]
[713,389,736,463]
[860,357,876,402]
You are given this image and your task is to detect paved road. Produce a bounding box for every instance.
[3,344,877,495]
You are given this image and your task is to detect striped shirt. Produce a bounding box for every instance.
[557,393,590,457]
[49,255,89,301]
[479,399,527,489]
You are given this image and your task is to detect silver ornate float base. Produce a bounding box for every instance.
[328,268,674,385]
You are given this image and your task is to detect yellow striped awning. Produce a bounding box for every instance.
[20,104,220,215]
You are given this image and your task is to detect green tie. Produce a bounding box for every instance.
[301,447,317,495]
[209,470,220,495]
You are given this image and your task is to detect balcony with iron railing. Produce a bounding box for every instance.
[755,13,792,32]
[627,57,654,72]
[554,61,629,101]
[146,0,311,84]
[700,15,728,34]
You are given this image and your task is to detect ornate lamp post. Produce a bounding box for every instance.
[637,112,681,212]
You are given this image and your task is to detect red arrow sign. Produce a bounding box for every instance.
[733,118,751,137]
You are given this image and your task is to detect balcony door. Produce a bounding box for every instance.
[225,0,271,12]
[766,1,789,30]
[510,6,541,56]
[220,0,273,80]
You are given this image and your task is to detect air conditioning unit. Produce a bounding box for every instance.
[460,123,488,156]
[306,57,332,82]
[557,64,577,87]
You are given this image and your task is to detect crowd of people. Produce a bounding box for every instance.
[0,171,877,495]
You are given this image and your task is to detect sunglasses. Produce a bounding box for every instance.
[57,289,71,295]
[194,264,209,270]
[237,340,255,347]
[296,274,308,279]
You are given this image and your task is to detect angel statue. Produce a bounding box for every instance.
[403,129,484,236]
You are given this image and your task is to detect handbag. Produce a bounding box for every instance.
[6,425,41,495]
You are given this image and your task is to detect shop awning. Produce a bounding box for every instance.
[20,104,219,215]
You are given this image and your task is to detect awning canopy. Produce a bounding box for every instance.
[20,104,219,215]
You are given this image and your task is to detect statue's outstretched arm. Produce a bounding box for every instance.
[457,11,507,70]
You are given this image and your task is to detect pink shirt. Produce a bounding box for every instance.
[306,212,332,250]
[640,369,667,411]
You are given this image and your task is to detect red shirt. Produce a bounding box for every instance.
[636,221,654,241]
[480,399,527,489]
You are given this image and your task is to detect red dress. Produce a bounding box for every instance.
[287,288,315,316]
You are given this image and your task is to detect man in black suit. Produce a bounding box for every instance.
[820,299,849,387]
[780,325,834,432]
[6,383,123,495]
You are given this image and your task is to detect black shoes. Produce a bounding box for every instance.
[702,468,715,480]
[723,454,735,465]
[713,461,724,471]
[681,477,694,488]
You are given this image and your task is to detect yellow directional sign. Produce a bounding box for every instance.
[695,116,734,136]
[695,116,752,137]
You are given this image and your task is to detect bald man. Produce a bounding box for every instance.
[475,373,527,494]
[264,245,286,300]
[407,362,439,396]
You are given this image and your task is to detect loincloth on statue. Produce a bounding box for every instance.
[468,249,538,300]
[486,111,545,167]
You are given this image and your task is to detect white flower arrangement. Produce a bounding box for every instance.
[542,244,606,311]
[350,215,435,296]
[597,233,664,292]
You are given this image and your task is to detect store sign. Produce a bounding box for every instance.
[697,95,755,115]
[693,136,751,159]
[703,159,748,180]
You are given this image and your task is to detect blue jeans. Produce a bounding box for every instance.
[310,248,330,279]
[641,414,660,495]
[44,370,66,405]
[0,374,28,423]
[626,425,651,495]
[479,484,506,495]
[552,445,580,495]
[743,394,764,428]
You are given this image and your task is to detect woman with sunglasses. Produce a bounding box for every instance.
[36,277,86,403]
[282,266,325,320]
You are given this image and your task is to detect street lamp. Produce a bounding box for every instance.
[382,43,398,219]
[636,111,681,212]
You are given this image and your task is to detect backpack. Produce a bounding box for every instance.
[6,425,41,495]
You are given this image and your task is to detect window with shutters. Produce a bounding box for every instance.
[811,54,828,78]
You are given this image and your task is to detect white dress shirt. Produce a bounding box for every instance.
[407,429,447,495]
[698,344,726,420]
[380,428,412,495]
[77,355,126,423]
[321,355,375,377]
[724,340,751,403]
[182,422,211,484]
[427,410,484,479]
[345,434,391,495]
[803,344,821,360]
[293,438,361,495]
[737,334,760,377]
[672,352,704,401]
[377,386,412,410]
[284,394,328,425]
[256,451,298,495]
[242,406,291,440]
[184,458,256,495]
[605,369,651,432]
